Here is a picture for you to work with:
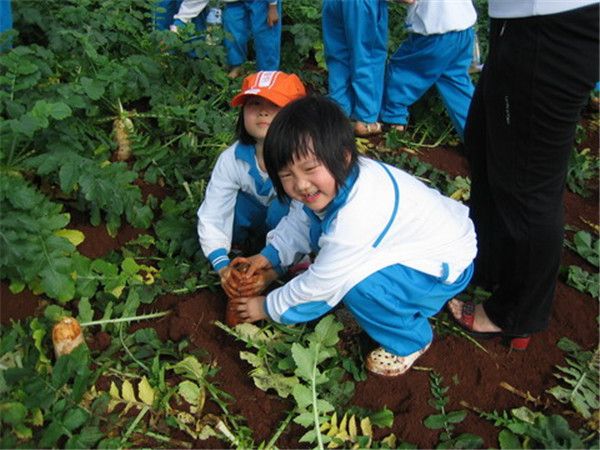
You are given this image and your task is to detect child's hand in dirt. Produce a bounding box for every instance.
[228,296,268,323]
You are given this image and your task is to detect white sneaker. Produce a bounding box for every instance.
[366,343,430,377]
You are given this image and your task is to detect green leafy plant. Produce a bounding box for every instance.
[423,371,483,449]
[547,337,599,421]
[561,265,599,299]
[565,230,600,268]
[477,406,590,449]
[0,174,82,302]
[566,147,599,198]
[217,315,365,449]
[0,331,104,449]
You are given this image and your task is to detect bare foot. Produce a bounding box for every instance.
[448,298,502,333]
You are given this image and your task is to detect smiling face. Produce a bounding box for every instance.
[277,148,337,213]
[243,96,281,143]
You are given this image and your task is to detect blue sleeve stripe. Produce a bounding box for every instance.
[208,248,230,271]
[373,162,399,248]
[280,301,331,324]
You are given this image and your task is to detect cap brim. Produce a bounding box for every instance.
[231,91,299,108]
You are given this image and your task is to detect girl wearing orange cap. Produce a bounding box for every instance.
[197,71,306,294]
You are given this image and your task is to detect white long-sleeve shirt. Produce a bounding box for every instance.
[197,142,277,270]
[405,0,477,35]
[173,0,209,23]
[488,0,598,18]
[262,157,477,324]
[173,0,278,23]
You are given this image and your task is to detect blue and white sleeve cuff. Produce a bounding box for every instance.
[260,244,284,275]
[208,248,230,271]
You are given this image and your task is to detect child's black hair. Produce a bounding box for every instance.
[235,108,256,145]
[263,95,358,200]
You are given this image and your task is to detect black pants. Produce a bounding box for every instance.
[464,5,599,335]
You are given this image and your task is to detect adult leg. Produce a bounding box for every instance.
[435,28,475,140]
[322,0,353,116]
[251,0,282,71]
[223,1,250,68]
[469,7,599,335]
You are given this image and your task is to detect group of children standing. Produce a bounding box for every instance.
[324,0,478,139]
[154,0,479,138]
[154,0,281,78]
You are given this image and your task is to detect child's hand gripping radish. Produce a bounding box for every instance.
[222,256,276,326]
[221,256,277,297]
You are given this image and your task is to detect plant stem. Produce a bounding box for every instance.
[119,323,149,372]
[311,342,325,450]
[171,282,218,294]
[121,404,149,445]
[80,310,169,327]
[265,408,295,449]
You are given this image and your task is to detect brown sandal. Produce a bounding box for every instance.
[390,124,406,133]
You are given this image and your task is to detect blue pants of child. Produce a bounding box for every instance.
[153,0,207,32]
[322,0,388,123]
[233,191,288,244]
[0,0,12,51]
[343,262,473,357]
[223,0,282,71]
[381,28,475,139]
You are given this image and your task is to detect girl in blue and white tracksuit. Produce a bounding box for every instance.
[197,71,306,284]
[381,0,477,139]
[232,96,477,376]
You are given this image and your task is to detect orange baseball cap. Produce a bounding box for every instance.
[231,71,307,108]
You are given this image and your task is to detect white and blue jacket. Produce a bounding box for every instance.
[197,142,278,271]
[261,157,477,324]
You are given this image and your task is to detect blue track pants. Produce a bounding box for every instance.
[233,191,288,244]
[322,0,388,123]
[343,263,473,356]
[223,0,282,70]
[381,28,474,139]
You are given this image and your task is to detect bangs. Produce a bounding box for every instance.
[263,96,358,200]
